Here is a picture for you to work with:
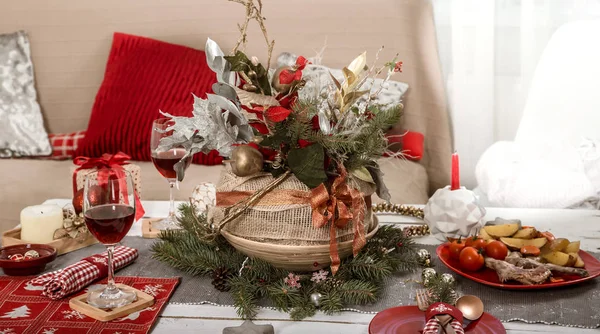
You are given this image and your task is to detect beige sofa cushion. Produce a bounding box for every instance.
[0,0,451,194]
[0,159,427,234]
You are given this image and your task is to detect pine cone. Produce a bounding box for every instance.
[211,267,233,292]
[321,277,343,292]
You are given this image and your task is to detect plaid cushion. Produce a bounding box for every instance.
[46,130,86,160]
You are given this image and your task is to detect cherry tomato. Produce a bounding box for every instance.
[459,246,485,271]
[485,240,509,260]
[520,245,541,256]
[465,236,487,251]
[448,238,466,260]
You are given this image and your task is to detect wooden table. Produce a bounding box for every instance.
[44,199,600,333]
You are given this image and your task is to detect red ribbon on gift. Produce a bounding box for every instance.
[73,152,145,220]
[310,165,367,275]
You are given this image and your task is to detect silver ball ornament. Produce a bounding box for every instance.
[24,250,40,259]
[310,292,323,307]
[421,268,437,286]
[441,273,456,286]
[417,249,432,267]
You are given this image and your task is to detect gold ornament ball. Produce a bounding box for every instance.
[271,66,293,93]
[230,145,264,177]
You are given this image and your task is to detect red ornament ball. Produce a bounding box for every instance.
[72,185,106,214]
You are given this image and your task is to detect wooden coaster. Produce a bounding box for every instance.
[69,283,154,322]
[141,219,161,239]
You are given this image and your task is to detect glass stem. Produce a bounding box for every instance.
[168,180,176,219]
[106,245,117,292]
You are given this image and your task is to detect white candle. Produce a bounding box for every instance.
[20,204,64,243]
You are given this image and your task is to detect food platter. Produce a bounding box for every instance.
[437,243,600,289]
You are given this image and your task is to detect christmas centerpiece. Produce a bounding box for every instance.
[152,0,419,319]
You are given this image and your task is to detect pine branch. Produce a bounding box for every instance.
[290,303,317,321]
[267,281,304,312]
[338,280,378,304]
[229,276,260,319]
[338,253,394,281]
[426,274,458,305]
[319,291,343,315]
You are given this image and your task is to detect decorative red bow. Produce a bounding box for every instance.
[310,166,367,275]
[73,152,145,220]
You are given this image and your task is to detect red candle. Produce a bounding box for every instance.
[451,152,460,190]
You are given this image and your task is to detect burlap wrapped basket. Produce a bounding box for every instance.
[208,165,379,271]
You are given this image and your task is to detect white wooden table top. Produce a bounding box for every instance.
[43,199,600,334]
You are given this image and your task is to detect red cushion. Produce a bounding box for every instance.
[43,131,87,160]
[385,131,424,161]
[75,33,222,165]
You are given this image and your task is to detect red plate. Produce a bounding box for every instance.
[369,305,505,334]
[437,244,600,289]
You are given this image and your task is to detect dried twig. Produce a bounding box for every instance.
[229,0,275,69]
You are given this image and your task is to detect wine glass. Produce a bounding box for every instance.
[150,118,192,230]
[83,170,137,309]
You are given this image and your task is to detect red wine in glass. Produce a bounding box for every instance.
[151,148,191,179]
[84,204,135,245]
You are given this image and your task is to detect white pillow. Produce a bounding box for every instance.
[476,141,597,208]
[579,138,600,193]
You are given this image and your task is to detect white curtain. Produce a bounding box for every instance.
[431,0,600,187]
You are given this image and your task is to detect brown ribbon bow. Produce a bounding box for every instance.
[310,166,367,275]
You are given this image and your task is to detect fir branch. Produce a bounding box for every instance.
[267,281,304,312]
[319,291,343,315]
[338,253,394,281]
[229,276,260,318]
[338,280,378,304]
[290,303,317,321]
[425,274,458,305]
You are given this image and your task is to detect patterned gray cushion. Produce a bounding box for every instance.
[0,30,51,157]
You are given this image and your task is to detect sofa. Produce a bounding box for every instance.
[0,0,452,233]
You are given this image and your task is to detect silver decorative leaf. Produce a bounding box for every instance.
[367,165,391,202]
[157,94,251,180]
[212,82,238,102]
[317,100,331,135]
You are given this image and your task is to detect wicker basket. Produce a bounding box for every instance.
[221,215,379,271]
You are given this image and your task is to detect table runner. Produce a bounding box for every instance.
[9,236,600,329]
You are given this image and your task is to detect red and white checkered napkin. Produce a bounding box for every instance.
[30,246,138,300]
[423,302,465,334]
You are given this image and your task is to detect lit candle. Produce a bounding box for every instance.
[20,205,63,243]
[451,151,460,190]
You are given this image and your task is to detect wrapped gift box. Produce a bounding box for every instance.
[73,163,142,197]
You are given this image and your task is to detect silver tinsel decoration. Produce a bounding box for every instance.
[310,292,323,307]
[417,249,432,267]
[421,268,437,286]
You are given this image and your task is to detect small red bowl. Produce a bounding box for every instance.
[0,244,57,276]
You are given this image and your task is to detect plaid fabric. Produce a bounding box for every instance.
[30,245,138,300]
[46,130,86,159]
[423,318,465,334]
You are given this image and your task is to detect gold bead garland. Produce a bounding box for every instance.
[372,203,430,237]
